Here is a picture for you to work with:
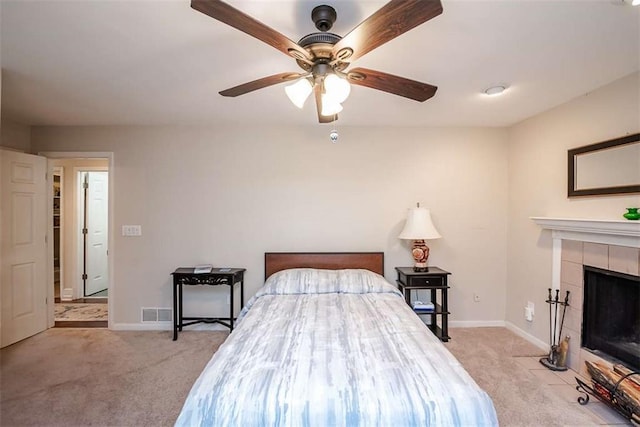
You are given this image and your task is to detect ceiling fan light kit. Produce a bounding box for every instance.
[285,79,313,109]
[321,95,343,116]
[191,0,443,123]
[324,74,351,103]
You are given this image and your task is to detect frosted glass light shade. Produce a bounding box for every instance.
[285,78,313,109]
[398,207,442,240]
[321,95,343,116]
[324,74,351,103]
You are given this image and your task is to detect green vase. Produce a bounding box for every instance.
[623,208,640,220]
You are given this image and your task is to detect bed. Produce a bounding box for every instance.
[175,252,497,426]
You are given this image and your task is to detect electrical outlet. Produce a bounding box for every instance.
[473,293,480,302]
[525,301,535,322]
[524,306,533,321]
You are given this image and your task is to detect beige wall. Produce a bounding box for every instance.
[29,72,639,335]
[32,126,509,327]
[506,72,640,343]
[1,119,31,152]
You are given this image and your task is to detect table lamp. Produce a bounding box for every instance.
[399,204,442,271]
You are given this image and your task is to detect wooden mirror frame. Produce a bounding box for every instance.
[568,133,640,197]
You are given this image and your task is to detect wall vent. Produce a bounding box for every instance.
[141,307,172,322]
[158,308,172,322]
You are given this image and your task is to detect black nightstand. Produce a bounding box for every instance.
[395,266,451,342]
[171,267,245,341]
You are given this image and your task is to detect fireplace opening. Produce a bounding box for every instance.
[582,266,640,371]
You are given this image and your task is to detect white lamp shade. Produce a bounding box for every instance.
[398,207,442,240]
[320,95,343,116]
[285,78,313,109]
[324,74,351,103]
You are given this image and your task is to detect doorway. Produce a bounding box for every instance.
[45,154,112,328]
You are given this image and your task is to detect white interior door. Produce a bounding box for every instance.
[0,150,48,347]
[83,171,109,296]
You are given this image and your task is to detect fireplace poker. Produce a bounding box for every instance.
[547,288,553,348]
[557,290,570,341]
[553,289,560,347]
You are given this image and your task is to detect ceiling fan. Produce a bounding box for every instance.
[191,0,443,123]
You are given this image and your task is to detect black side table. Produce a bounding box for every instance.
[171,267,245,340]
[395,266,451,342]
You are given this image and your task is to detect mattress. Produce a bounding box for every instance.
[175,268,498,426]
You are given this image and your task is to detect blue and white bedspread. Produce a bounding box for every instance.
[176,268,498,426]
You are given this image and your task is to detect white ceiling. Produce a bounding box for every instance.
[1,0,639,128]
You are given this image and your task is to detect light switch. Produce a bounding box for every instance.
[122,225,142,236]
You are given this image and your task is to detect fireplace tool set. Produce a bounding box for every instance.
[539,288,570,371]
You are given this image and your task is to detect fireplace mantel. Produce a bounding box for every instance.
[531,217,640,248]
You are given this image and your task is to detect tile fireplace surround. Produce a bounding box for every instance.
[531,218,640,376]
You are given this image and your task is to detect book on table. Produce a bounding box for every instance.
[412,301,435,312]
[194,264,213,274]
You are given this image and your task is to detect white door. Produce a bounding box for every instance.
[83,171,108,296]
[0,150,48,347]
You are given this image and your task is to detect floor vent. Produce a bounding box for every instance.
[141,307,172,322]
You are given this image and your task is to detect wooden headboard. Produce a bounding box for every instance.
[264,252,384,280]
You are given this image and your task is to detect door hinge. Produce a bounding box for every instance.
[82,273,88,280]
[82,228,88,235]
[83,181,88,189]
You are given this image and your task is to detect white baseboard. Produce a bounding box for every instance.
[111,323,172,331]
[505,321,548,351]
[449,320,505,328]
[111,322,229,331]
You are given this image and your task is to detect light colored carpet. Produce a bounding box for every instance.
[445,327,597,426]
[0,327,599,426]
[54,303,108,321]
[1,329,227,426]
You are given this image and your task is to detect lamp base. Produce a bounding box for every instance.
[411,240,431,273]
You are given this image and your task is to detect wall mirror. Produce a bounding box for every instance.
[568,133,640,197]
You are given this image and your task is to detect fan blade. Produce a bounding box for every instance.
[332,0,442,63]
[314,84,337,124]
[191,0,312,62]
[347,68,437,102]
[219,72,306,97]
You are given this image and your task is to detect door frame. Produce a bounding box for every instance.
[76,168,109,299]
[41,152,114,329]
